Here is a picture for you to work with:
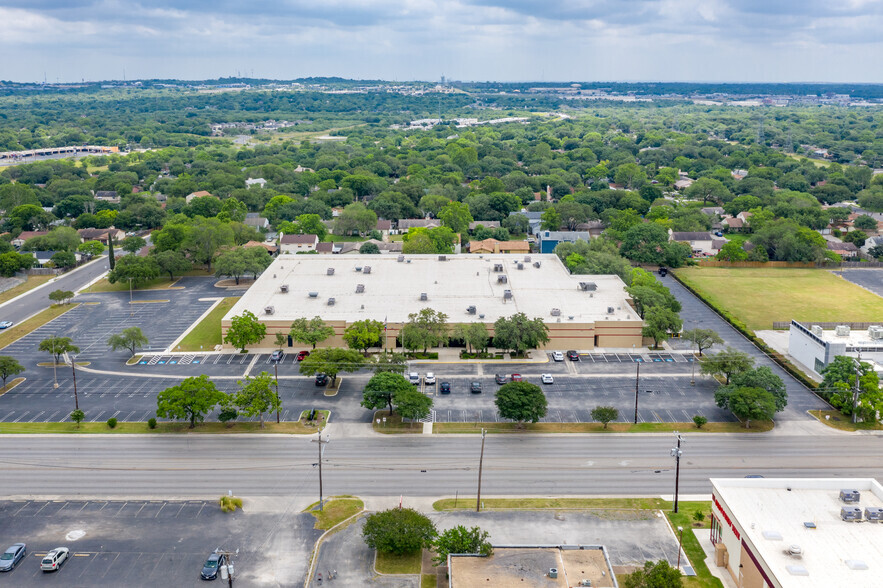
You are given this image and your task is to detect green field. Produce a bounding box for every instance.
[175,297,240,351]
[676,267,883,330]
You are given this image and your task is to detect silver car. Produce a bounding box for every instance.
[40,547,69,572]
[0,543,26,571]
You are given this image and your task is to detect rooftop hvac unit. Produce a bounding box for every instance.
[327,297,336,306]
[503,290,512,299]
[533,261,541,268]
[308,292,319,298]
[397,255,405,262]
[420,292,428,301]
[568,316,574,321]
[327,267,335,275]
[811,325,823,337]
[497,275,508,283]
[438,255,447,261]
[355,266,362,272]
[406,259,411,263]
[355,284,365,293]
[264,306,275,315]
[280,284,289,293]
[524,256,531,262]
[868,326,883,340]
[579,282,597,291]
[607,307,615,314]
[466,305,477,314]
[841,507,863,522]
[517,263,524,270]
[835,325,850,337]
[478,314,485,319]
[864,507,883,522]
[363,266,372,274]
[840,489,861,503]
[550,308,561,316]
[787,545,803,557]
[493,264,504,272]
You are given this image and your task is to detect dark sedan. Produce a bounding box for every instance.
[201,552,226,580]
[440,382,451,394]
[315,373,328,386]
[494,374,507,385]
[0,543,25,572]
[470,381,482,394]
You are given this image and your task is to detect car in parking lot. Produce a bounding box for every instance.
[470,381,482,394]
[408,372,420,385]
[440,381,451,394]
[510,373,523,382]
[0,321,12,329]
[0,543,26,572]
[40,547,69,572]
[541,374,554,384]
[494,374,507,385]
[200,552,227,580]
[270,349,284,362]
[314,373,328,386]
[296,350,310,361]
[566,350,579,361]
[424,372,436,385]
[552,351,564,361]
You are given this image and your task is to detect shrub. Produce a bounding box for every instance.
[219,495,243,513]
[693,510,706,524]
[70,409,85,428]
[106,417,118,429]
[218,407,238,423]
[692,415,708,429]
[362,508,437,555]
[147,417,157,429]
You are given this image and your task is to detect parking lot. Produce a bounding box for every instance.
[839,268,883,297]
[0,499,320,587]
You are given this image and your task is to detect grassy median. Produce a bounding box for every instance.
[305,496,364,530]
[175,296,240,351]
[0,420,324,434]
[0,303,80,350]
[374,418,773,434]
[809,409,883,431]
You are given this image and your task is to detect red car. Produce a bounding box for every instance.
[296,350,310,361]
[510,374,523,382]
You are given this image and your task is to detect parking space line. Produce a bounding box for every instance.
[13,411,29,423]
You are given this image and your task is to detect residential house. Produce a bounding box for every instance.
[669,230,719,256]
[375,219,393,236]
[508,210,544,235]
[722,216,744,231]
[574,220,605,238]
[185,190,214,203]
[468,221,501,231]
[77,227,126,245]
[468,238,531,254]
[244,213,269,230]
[674,178,694,190]
[397,218,440,232]
[279,233,319,253]
[535,231,591,254]
[827,241,859,258]
[30,251,81,267]
[11,230,48,248]
[316,242,336,254]
[242,240,278,255]
[700,206,724,217]
[94,190,120,203]
[862,235,883,254]
[245,178,267,189]
[731,169,748,179]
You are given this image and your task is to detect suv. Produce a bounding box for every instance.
[552,351,564,362]
[494,374,507,385]
[408,372,420,385]
[201,552,227,580]
[314,373,328,386]
[40,547,69,572]
[566,350,579,361]
[470,381,482,394]
[424,372,436,385]
[270,350,284,362]
[440,382,451,394]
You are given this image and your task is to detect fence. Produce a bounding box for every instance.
[773,321,883,330]
[695,260,883,269]
[26,268,62,276]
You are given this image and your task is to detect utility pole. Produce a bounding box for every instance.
[274,361,280,424]
[312,431,331,511]
[853,353,862,424]
[70,355,79,411]
[476,428,487,512]
[634,362,640,424]
[671,432,684,513]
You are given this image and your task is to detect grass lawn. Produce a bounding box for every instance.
[0,303,79,350]
[175,297,240,351]
[666,502,722,588]
[323,234,367,242]
[0,421,326,434]
[0,274,54,305]
[84,277,180,293]
[305,496,364,530]
[434,497,668,511]
[722,233,750,246]
[675,267,883,331]
[371,412,425,433]
[0,377,25,397]
[376,550,422,575]
[809,409,883,431]
[422,421,772,434]
[421,574,436,588]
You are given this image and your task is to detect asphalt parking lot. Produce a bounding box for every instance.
[0,499,320,587]
[838,268,883,297]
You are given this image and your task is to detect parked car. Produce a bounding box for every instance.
[440,382,451,394]
[270,350,284,362]
[510,374,523,382]
[494,374,507,385]
[0,543,26,572]
[424,372,436,385]
[658,267,668,276]
[40,547,69,572]
[470,381,482,394]
[0,321,12,329]
[296,350,310,361]
[408,372,420,385]
[200,552,227,580]
[314,373,328,386]
[552,351,564,362]
[566,350,580,361]
[541,374,554,384]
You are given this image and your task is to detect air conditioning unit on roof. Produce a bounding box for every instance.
[835,325,850,336]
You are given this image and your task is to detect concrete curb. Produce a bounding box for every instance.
[303,508,365,587]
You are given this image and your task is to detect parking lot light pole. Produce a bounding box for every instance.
[52,334,58,389]
[274,361,280,423]
[671,432,684,513]
[634,362,640,424]
[676,526,684,569]
[70,354,79,411]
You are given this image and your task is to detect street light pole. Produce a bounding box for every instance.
[52,334,58,389]
[476,428,487,512]
[633,362,640,424]
[676,526,684,570]
[671,431,684,513]
[127,277,134,317]
[274,361,280,424]
[70,355,79,411]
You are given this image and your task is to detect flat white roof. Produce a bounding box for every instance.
[225,254,640,324]
[711,478,883,588]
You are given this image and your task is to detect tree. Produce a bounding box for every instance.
[151,249,192,280]
[343,319,385,354]
[155,374,228,428]
[685,177,731,204]
[48,289,74,305]
[121,235,146,254]
[495,382,548,425]
[362,371,413,415]
[619,223,670,265]
[0,356,24,388]
[615,163,648,190]
[289,316,335,349]
[218,197,248,223]
[692,415,708,429]
[362,508,437,555]
[402,308,449,353]
[716,240,748,262]
[642,306,683,348]
[700,347,754,385]
[107,254,161,287]
[591,406,618,428]
[454,323,489,354]
[214,247,271,285]
[0,251,34,277]
[39,336,79,365]
[224,310,267,352]
[371,351,408,374]
[107,233,116,270]
[723,387,777,428]
[492,312,550,355]
[854,215,878,231]
[78,240,104,257]
[628,285,681,319]
[359,242,380,254]
[432,526,493,565]
[50,251,76,269]
[682,329,724,356]
[720,366,787,411]
[233,371,279,428]
[70,409,85,428]
[842,230,867,248]
[334,202,377,236]
[299,347,365,385]
[438,201,473,234]
[540,206,561,230]
[184,216,235,271]
[395,386,433,422]
[623,560,682,588]
[106,326,149,357]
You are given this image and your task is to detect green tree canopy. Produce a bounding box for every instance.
[38,336,79,364]
[591,406,619,428]
[700,347,754,385]
[289,316,335,349]
[0,356,25,388]
[233,371,280,428]
[343,319,385,354]
[682,328,724,356]
[224,310,267,352]
[495,382,548,425]
[402,308,449,353]
[106,326,149,357]
[107,254,161,287]
[362,371,413,415]
[299,347,365,385]
[493,312,550,355]
[362,508,437,555]
[156,374,228,428]
[432,526,493,566]
[623,560,682,588]
[723,387,777,428]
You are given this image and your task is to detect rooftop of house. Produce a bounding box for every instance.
[670,231,714,241]
[279,233,319,245]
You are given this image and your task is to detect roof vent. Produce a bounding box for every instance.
[524,256,531,262]
[356,284,365,293]
[398,255,405,262]
[355,266,362,272]
[280,284,289,293]
[786,565,808,576]
[568,316,574,321]
[406,259,411,263]
[466,305,476,314]
[497,275,508,283]
[420,292,428,301]
[327,267,335,275]
[503,290,512,299]
[308,292,319,298]
[607,307,615,314]
[363,266,372,274]
[864,507,883,522]
[579,282,597,291]
[550,308,561,316]
[478,314,485,319]
[493,263,504,272]
[327,297,336,306]
[264,305,275,315]
[517,263,524,270]
[762,530,783,541]
[533,261,541,268]
[840,489,861,503]
[787,545,803,557]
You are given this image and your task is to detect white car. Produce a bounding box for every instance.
[408,372,420,385]
[424,372,436,385]
[40,547,69,572]
[541,374,554,384]
[552,351,564,362]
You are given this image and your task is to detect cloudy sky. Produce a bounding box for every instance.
[2,0,883,83]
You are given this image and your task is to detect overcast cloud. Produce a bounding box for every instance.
[2,0,883,83]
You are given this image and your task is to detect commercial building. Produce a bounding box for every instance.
[787,320,883,378]
[221,253,643,351]
[710,477,883,588]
